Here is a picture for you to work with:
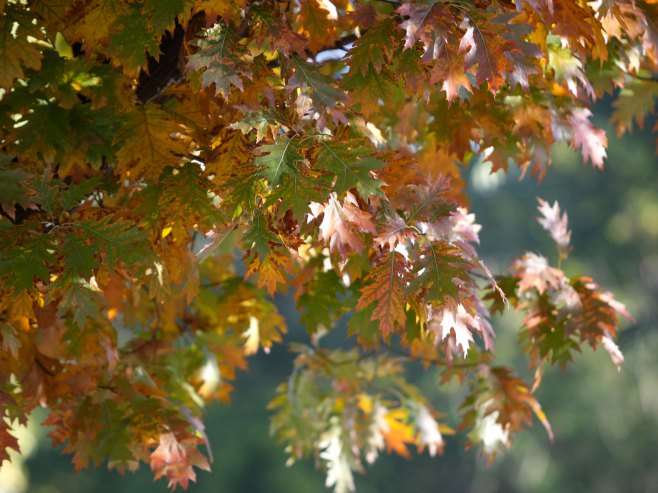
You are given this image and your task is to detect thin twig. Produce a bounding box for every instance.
[35,357,55,376]
[384,343,480,369]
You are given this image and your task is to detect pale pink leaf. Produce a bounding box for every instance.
[512,252,565,294]
[601,335,624,371]
[536,198,571,257]
[569,108,607,169]
[309,192,376,259]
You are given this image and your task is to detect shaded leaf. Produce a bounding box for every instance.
[187,22,251,97]
[288,57,345,113]
[114,103,191,181]
[0,4,44,89]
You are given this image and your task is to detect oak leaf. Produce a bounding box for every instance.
[296,0,338,53]
[0,4,44,89]
[0,418,18,464]
[569,108,607,169]
[254,137,305,187]
[356,252,409,337]
[309,192,376,259]
[313,136,385,198]
[187,23,251,98]
[114,103,192,181]
[536,198,571,258]
[347,19,399,76]
[288,57,345,114]
[459,14,520,91]
[0,162,35,221]
[150,433,211,490]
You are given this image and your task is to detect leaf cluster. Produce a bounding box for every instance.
[0,0,652,490]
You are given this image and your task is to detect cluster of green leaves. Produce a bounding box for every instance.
[0,0,654,490]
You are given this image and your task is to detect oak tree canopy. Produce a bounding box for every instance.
[0,0,655,490]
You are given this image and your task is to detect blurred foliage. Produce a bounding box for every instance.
[4,106,657,493]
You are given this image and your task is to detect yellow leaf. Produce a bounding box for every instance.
[245,250,292,297]
[296,0,338,52]
[114,103,193,181]
[242,315,260,355]
[383,409,413,458]
[10,291,35,331]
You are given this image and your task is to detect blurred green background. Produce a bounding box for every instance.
[2,105,657,493]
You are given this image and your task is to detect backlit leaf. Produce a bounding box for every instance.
[356,251,409,337]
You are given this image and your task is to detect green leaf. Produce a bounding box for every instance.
[68,105,118,169]
[298,268,349,333]
[408,242,471,304]
[519,315,579,369]
[221,167,263,219]
[231,107,294,143]
[54,32,74,59]
[33,175,61,219]
[342,64,401,116]
[243,210,279,259]
[0,4,44,89]
[254,137,305,187]
[159,163,223,225]
[143,0,187,35]
[63,231,98,279]
[187,23,251,97]
[314,138,385,198]
[0,232,54,292]
[23,51,120,110]
[75,218,149,269]
[267,163,328,223]
[347,306,381,348]
[0,160,33,220]
[15,103,71,165]
[55,273,104,327]
[95,400,137,463]
[108,6,160,73]
[288,57,345,111]
[59,177,104,211]
[346,19,398,75]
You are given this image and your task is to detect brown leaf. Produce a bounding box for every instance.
[296,0,337,52]
[0,416,18,464]
[356,251,409,337]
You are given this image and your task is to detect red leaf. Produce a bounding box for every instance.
[150,433,210,490]
[0,419,19,464]
[356,251,409,337]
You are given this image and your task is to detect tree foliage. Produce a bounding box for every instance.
[0,0,654,490]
